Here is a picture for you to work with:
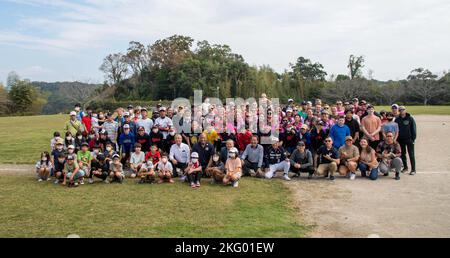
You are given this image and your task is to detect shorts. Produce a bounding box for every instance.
[66,170,85,180]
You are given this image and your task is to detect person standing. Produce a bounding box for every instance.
[361,105,382,150]
[329,116,351,149]
[395,106,417,175]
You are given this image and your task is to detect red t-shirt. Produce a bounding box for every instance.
[145,151,161,165]
[82,116,92,133]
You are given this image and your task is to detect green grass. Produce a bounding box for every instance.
[0,175,309,238]
[0,114,67,164]
[376,105,450,115]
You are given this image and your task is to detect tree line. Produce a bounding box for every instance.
[99,35,450,105]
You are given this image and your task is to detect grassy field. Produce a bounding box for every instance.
[0,175,308,238]
[376,105,450,115]
[0,106,450,164]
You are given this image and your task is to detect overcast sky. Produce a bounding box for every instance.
[0,0,449,84]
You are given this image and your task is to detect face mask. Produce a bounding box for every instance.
[169,132,175,136]
[229,153,236,158]
[162,158,168,163]
[152,129,158,134]
[77,136,83,140]
[75,107,80,112]
[66,136,72,141]
[89,134,95,139]
[213,157,219,162]
[106,147,112,152]
[42,157,47,161]
[191,158,198,163]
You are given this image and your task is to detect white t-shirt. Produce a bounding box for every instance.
[137,118,154,134]
[154,116,173,139]
[130,152,145,166]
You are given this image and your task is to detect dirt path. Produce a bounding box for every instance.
[286,115,450,238]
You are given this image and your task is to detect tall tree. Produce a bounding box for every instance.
[348,55,365,79]
[99,53,129,85]
[6,71,20,91]
[125,41,151,75]
[406,68,444,105]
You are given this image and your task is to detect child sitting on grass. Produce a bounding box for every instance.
[130,143,146,178]
[186,152,202,189]
[53,153,66,184]
[205,153,225,184]
[35,151,53,182]
[90,153,110,184]
[109,154,124,184]
[157,153,174,184]
[62,155,85,187]
[223,147,242,188]
[137,158,156,184]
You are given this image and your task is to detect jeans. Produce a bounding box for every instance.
[188,171,202,184]
[398,139,416,171]
[378,158,403,174]
[358,163,378,180]
[265,161,290,179]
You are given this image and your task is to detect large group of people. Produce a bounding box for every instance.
[35,95,417,189]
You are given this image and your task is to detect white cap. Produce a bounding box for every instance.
[229,147,239,154]
[123,124,130,129]
[70,111,77,116]
[191,152,199,158]
[288,99,294,102]
[124,112,130,116]
[68,145,75,149]
[286,108,293,113]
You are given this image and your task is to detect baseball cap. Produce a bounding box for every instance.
[67,155,75,161]
[345,136,353,141]
[159,107,166,112]
[301,101,307,105]
[229,147,239,154]
[112,154,120,159]
[124,112,130,117]
[56,140,64,145]
[297,141,305,147]
[141,107,148,112]
[191,152,199,158]
[271,137,279,143]
[138,126,145,131]
[81,142,89,147]
[97,153,105,161]
[70,111,77,116]
[301,124,309,130]
[123,124,130,129]
[391,104,399,109]
[317,121,325,126]
[99,129,106,134]
[68,145,75,149]
[399,106,406,111]
[286,108,293,113]
[360,100,367,104]
[127,105,134,109]
[288,99,294,103]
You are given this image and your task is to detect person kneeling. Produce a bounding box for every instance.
[156,154,174,184]
[338,136,360,180]
[90,153,110,184]
[186,152,202,189]
[109,154,125,184]
[290,142,315,179]
[205,153,225,184]
[62,154,85,187]
[223,148,242,188]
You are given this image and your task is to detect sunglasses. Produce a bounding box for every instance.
[386,135,393,138]
[325,140,332,142]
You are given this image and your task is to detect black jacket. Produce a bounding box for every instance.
[395,113,417,141]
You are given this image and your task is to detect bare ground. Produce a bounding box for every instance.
[285,115,450,238]
[2,115,450,238]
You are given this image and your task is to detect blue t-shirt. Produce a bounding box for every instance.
[329,124,350,149]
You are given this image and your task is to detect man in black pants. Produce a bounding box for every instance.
[395,106,417,175]
[290,141,315,179]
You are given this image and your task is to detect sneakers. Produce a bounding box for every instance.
[191,183,196,189]
[88,178,94,184]
[410,170,416,175]
[79,179,85,185]
[249,169,256,177]
[283,175,291,181]
[37,178,43,182]
[395,173,400,180]
[329,175,335,181]
[180,175,187,182]
[383,172,389,177]
[401,168,409,174]
[54,179,60,184]
[195,181,201,188]
[308,174,313,180]
[350,173,356,180]
[103,179,110,184]
[232,181,239,188]
[46,178,51,181]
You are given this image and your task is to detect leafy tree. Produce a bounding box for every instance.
[348,55,365,79]
[8,80,46,114]
[6,71,20,91]
[406,68,444,105]
[100,53,129,85]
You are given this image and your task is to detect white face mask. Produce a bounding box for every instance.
[191,158,198,163]
[229,153,236,158]
[106,147,112,152]
[42,157,47,161]
[66,136,72,141]
[161,158,168,163]
[169,132,175,136]
[152,129,159,134]
[77,136,83,140]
